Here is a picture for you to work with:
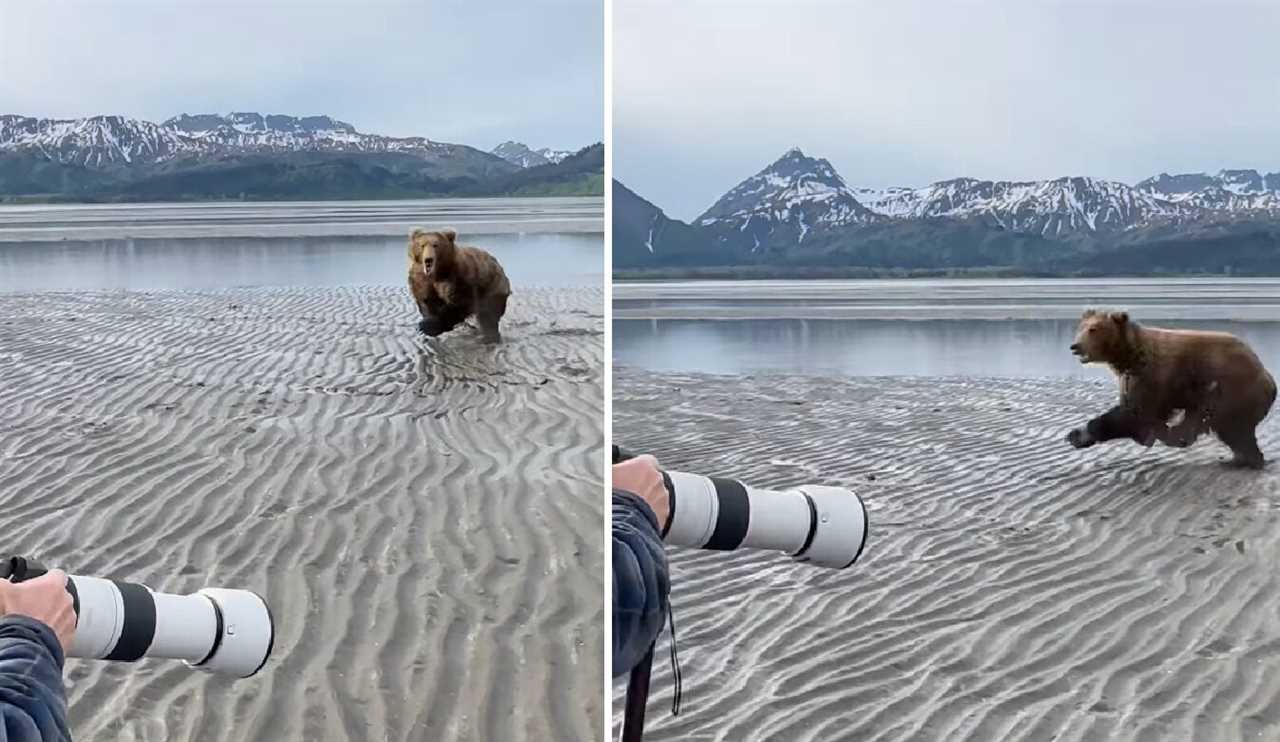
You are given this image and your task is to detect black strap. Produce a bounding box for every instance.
[621,645,654,742]
[667,601,682,717]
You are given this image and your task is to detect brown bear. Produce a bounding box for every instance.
[1066,309,1276,468]
[407,228,511,344]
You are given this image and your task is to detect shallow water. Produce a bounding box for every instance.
[0,232,602,292]
[0,197,602,241]
[614,279,1280,378]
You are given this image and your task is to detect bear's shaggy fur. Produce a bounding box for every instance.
[407,228,511,343]
[1066,309,1276,468]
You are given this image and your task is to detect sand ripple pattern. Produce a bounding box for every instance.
[613,368,1280,742]
[0,286,603,741]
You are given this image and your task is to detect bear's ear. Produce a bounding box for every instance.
[1081,308,1098,318]
[1110,311,1129,325]
[410,228,426,241]
[441,228,458,243]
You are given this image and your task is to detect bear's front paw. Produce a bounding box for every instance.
[1067,427,1095,449]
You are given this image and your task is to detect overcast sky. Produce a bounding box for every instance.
[0,0,602,151]
[615,0,1280,221]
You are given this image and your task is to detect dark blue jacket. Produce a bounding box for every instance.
[0,616,70,742]
[612,489,670,678]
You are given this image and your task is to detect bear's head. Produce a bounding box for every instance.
[1070,309,1133,366]
[408,228,459,279]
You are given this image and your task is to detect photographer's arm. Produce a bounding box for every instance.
[612,489,670,679]
[0,618,70,742]
[0,573,74,742]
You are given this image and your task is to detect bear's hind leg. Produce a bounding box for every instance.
[1217,426,1265,469]
[476,293,509,345]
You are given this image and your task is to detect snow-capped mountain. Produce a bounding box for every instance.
[1138,169,1280,197]
[696,148,880,250]
[490,141,573,168]
[0,112,501,168]
[854,176,1192,236]
[1136,169,1280,214]
[0,114,202,167]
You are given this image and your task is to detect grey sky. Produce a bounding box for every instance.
[615,0,1280,221]
[0,0,602,152]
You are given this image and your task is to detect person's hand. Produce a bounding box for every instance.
[0,570,77,652]
[612,454,670,530]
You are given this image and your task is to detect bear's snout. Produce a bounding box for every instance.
[1069,342,1081,353]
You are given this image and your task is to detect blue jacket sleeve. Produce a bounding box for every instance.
[0,616,71,742]
[612,489,670,678]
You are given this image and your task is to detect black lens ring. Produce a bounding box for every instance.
[659,471,676,539]
[193,594,225,666]
[705,477,750,550]
[791,492,820,559]
[105,582,156,662]
[840,494,871,570]
[246,591,275,678]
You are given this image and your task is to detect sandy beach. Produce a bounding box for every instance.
[613,366,1280,741]
[0,285,603,741]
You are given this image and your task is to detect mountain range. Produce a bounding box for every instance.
[0,113,601,202]
[490,141,574,169]
[615,149,1280,277]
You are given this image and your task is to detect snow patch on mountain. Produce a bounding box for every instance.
[855,176,1191,235]
[491,141,574,168]
[0,114,201,167]
[0,112,482,168]
[697,148,880,235]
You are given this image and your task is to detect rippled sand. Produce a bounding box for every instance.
[0,286,604,741]
[613,367,1280,741]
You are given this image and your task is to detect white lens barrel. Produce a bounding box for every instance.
[794,485,869,569]
[64,576,274,678]
[664,471,721,547]
[662,471,869,569]
[195,588,274,678]
[66,576,126,660]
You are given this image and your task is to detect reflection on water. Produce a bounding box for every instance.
[0,232,601,292]
[614,318,1280,379]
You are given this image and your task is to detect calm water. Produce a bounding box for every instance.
[0,198,603,291]
[0,197,602,241]
[0,232,602,292]
[614,279,1280,378]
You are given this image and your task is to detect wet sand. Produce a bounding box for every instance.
[613,366,1280,741]
[0,286,603,741]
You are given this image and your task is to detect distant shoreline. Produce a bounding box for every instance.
[613,266,1268,281]
[0,186,604,206]
[0,196,604,242]
[613,275,1280,322]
